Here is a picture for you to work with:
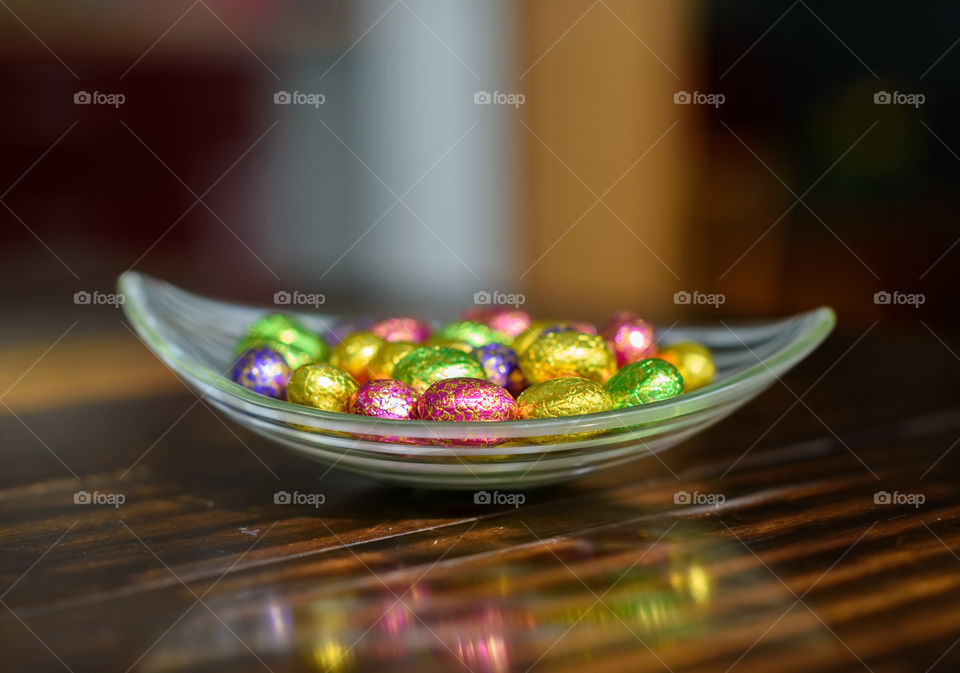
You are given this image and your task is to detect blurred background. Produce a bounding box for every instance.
[1,0,957,408]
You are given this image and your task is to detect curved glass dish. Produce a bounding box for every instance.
[119,272,835,489]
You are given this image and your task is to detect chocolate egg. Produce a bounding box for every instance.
[418,377,518,422]
[658,342,716,391]
[425,336,474,353]
[393,346,486,393]
[604,358,683,408]
[350,379,419,420]
[371,317,431,343]
[601,316,656,367]
[230,348,290,399]
[512,320,560,355]
[484,309,532,340]
[367,340,418,380]
[436,320,505,348]
[286,363,359,412]
[329,330,385,383]
[473,343,519,388]
[520,331,617,384]
[516,377,612,443]
[236,313,328,370]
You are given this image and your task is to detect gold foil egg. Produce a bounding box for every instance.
[328,330,385,384]
[519,331,617,384]
[657,342,716,391]
[516,377,613,443]
[286,364,359,413]
[366,340,418,380]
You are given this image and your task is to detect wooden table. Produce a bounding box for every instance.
[2,325,960,672]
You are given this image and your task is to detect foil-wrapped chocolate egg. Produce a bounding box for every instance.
[436,320,505,348]
[512,320,562,355]
[367,341,418,380]
[520,332,617,384]
[350,379,419,420]
[601,316,657,367]
[236,313,328,370]
[393,346,486,393]
[516,377,612,443]
[473,343,519,388]
[286,363,359,412]
[418,378,518,422]
[230,348,291,399]
[484,309,532,340]
[326,317,374,346]
[604,358,683,408]
[371,317,431,343]
[424,336,474,353]
[657,342,716,391]
[329,330,385,384]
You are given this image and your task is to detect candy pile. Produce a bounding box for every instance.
[230,308,716,428]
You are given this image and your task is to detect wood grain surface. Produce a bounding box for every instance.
[2,326,960,672]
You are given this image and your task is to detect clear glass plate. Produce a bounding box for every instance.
[118,272,835,489]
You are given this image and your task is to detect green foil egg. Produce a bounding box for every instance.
[604,358,684,409]
[392,346,485,393]
[435,320,507,348]
[236,313,329,370]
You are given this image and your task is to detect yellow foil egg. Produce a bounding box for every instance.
[425,335,474,353]
[367,340,418,380]
[286,364,359,413]
[516,377,613,443]
[657,342,716,391]
[511,320,559,355]
[328,330,385,384]
[520,331,617,384]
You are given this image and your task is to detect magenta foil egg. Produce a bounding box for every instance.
[350,379,419,420]
[601,316,657,367]
[484,309,532,340]
[418,378,517,446]
[371,317,432,343]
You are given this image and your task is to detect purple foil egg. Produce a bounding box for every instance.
[350,379,419,420]
[600,316,657,367]
[474,343,519,388]
[231,348,291,399]
[371,317,432,343]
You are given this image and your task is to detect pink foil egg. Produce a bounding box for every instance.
[484,309,532,340]
[601,315,657,367]
[350,379,419,420]
[418,377,518,446]
[371,317,432,343]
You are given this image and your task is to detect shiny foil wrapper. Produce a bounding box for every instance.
[393,346,486,393]
[236,313,328,370]
[600,316,657,367]
[520,332,617,384]
[325,317,374,346]
[230,347,291,399]
[516,377,612,443]
[473,343,519,388]
[329,330,385,384]
[418,377,518,422]
[484,309,532,340]
[436,320,505,348]
[658,342,716,391]
[367,341,418,380]
[350,379,419,420]
[512,320,563,355]
[425,336,474,353]
[604,358,684,408]
[371,317,431,343]
[286,363,359,413]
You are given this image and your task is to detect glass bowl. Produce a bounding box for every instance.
[118,272,835,489]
